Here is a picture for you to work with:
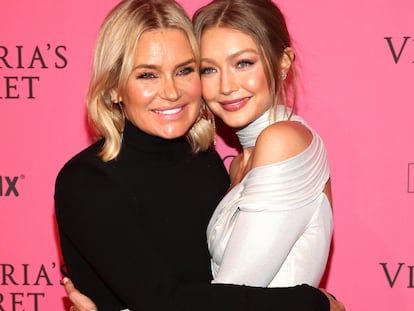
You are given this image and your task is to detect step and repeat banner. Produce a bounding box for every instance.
[1,0,413,310]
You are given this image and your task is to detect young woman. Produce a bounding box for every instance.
[57,0,344,310]
[193,0,333,287]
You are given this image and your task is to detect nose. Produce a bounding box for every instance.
[160,76,181,101]
[220,69,237,95]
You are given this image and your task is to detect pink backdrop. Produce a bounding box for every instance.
[1,0,413,310]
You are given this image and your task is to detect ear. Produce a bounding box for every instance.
[280,47,294,73]
[110,89,122,103]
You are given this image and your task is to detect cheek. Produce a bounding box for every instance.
[246,70,267,90]
[125,78,158,103]
[122,85,155,119]
[201,79,215,101]
[140,88,156,99]
[188,78,202,98]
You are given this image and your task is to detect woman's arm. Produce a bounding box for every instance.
[64,279,345,311]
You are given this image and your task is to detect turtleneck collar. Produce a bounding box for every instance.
[122,118,191,156]
[236,106,290,149]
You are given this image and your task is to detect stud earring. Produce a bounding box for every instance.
[280,72,287,81]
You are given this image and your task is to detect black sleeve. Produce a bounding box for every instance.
[55,160,329,311]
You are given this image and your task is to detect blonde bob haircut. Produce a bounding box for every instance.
[87,0,215,162]
[193,0,297,119]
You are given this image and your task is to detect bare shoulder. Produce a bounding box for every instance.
[252,121,313,167]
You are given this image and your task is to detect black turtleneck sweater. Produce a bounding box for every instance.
[55,120,328,311]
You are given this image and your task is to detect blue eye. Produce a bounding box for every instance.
[200,67,216,75]
[236,60,254,69]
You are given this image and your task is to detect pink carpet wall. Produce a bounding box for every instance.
[1,0,413,309]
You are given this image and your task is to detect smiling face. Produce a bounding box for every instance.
[200,27,273,129]
[119,28,201,139]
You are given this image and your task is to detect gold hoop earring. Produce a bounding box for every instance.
[197,101,216,145]
[204,103,216,145]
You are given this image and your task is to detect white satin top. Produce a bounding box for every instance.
[207,106,333,287]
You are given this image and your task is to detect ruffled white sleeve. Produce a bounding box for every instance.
[207,130,333,287]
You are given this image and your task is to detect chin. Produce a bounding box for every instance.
[216,110,250,128]
[158,128,189,140]
[222,118,249,129]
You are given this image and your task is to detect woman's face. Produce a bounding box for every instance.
[200,27,272,129]
[121,29,201,139]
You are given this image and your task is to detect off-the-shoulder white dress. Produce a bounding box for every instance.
[207,106,333,287]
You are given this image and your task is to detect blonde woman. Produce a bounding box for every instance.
[57,0,344,310]
[193,0,333,288]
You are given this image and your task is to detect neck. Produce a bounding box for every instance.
[235,106,291,148]
[236,109,273,149]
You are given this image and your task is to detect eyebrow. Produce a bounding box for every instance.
[132,58,196,71]
[201,48,259,64]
